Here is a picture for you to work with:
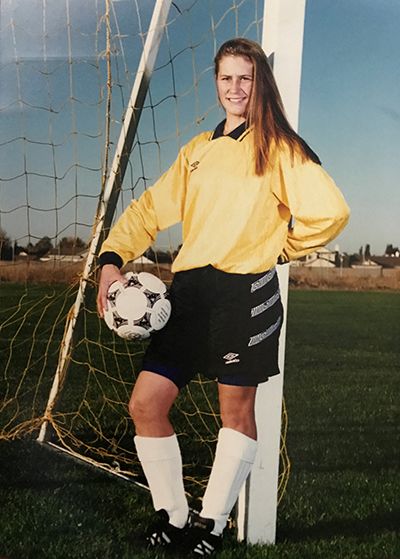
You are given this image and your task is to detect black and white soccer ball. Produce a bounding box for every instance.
[104,271,171,340]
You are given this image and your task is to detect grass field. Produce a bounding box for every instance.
[0,288,399,558]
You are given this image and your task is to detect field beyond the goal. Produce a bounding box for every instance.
[0,289,399,558]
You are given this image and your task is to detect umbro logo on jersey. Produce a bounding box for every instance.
[223,352,240,365]
[190,160,200,172]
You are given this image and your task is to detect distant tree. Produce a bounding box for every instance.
[57,236,86,254]
[365,244,371,260]
[144,247,174,263]
[14,241,25,256]
[385,244,393,255]
[25,242,34,254]
[349,252,362,266]
[341,253,351,268]
[0,228,13,260]
[25,236,53,259]
[144,247,156,262]
[153,250,173,264]
[35,236,53,258]
[385,244,398,256]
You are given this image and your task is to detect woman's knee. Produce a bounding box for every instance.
[128,370,178,427]
[128,392,156,425]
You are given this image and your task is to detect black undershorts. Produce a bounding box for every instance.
[142,265,283,389]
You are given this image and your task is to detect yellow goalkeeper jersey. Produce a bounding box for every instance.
[99,125,350,274]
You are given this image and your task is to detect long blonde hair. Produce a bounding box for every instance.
[214,38,320,175]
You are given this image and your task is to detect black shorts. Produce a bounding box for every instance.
[142,265,283,389]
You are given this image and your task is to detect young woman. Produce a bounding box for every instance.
[97,38,349,555]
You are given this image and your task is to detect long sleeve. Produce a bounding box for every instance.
[272,146,350,262]
[99,145,189,265]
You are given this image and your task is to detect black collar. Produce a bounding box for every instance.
[212,119,247,140]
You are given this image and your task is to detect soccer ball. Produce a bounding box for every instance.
[104,271,171,340]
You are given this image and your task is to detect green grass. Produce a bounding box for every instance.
[0,288,399,558]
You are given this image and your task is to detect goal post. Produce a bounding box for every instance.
[237,0,306,544]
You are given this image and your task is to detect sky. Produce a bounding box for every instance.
[0,0,399,256]
[300,0,400,255]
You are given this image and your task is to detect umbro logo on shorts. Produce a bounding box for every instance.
[223,352,240,365]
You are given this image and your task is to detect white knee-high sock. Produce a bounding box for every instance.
[200,427,258,535]
[134,434,189,528]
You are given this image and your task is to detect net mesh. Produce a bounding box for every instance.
[0,0,289,504]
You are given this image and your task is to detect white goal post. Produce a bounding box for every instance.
[237,0,306,544]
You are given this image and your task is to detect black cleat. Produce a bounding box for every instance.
[185,514,222,556]
[146,509,186,549]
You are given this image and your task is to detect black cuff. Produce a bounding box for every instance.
[98,251,123,269]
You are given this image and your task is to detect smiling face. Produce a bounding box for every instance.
[216,54,254,130]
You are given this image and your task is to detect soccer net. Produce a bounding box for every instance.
[0,0,289,507]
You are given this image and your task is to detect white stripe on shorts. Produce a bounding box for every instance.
[250,268,276,293]
[250,290,280,318]
[248,316,282,347]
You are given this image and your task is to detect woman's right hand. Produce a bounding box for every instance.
[97,264,125,318]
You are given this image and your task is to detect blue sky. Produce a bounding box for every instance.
[0,0,399,255]
[300,0,400,255]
